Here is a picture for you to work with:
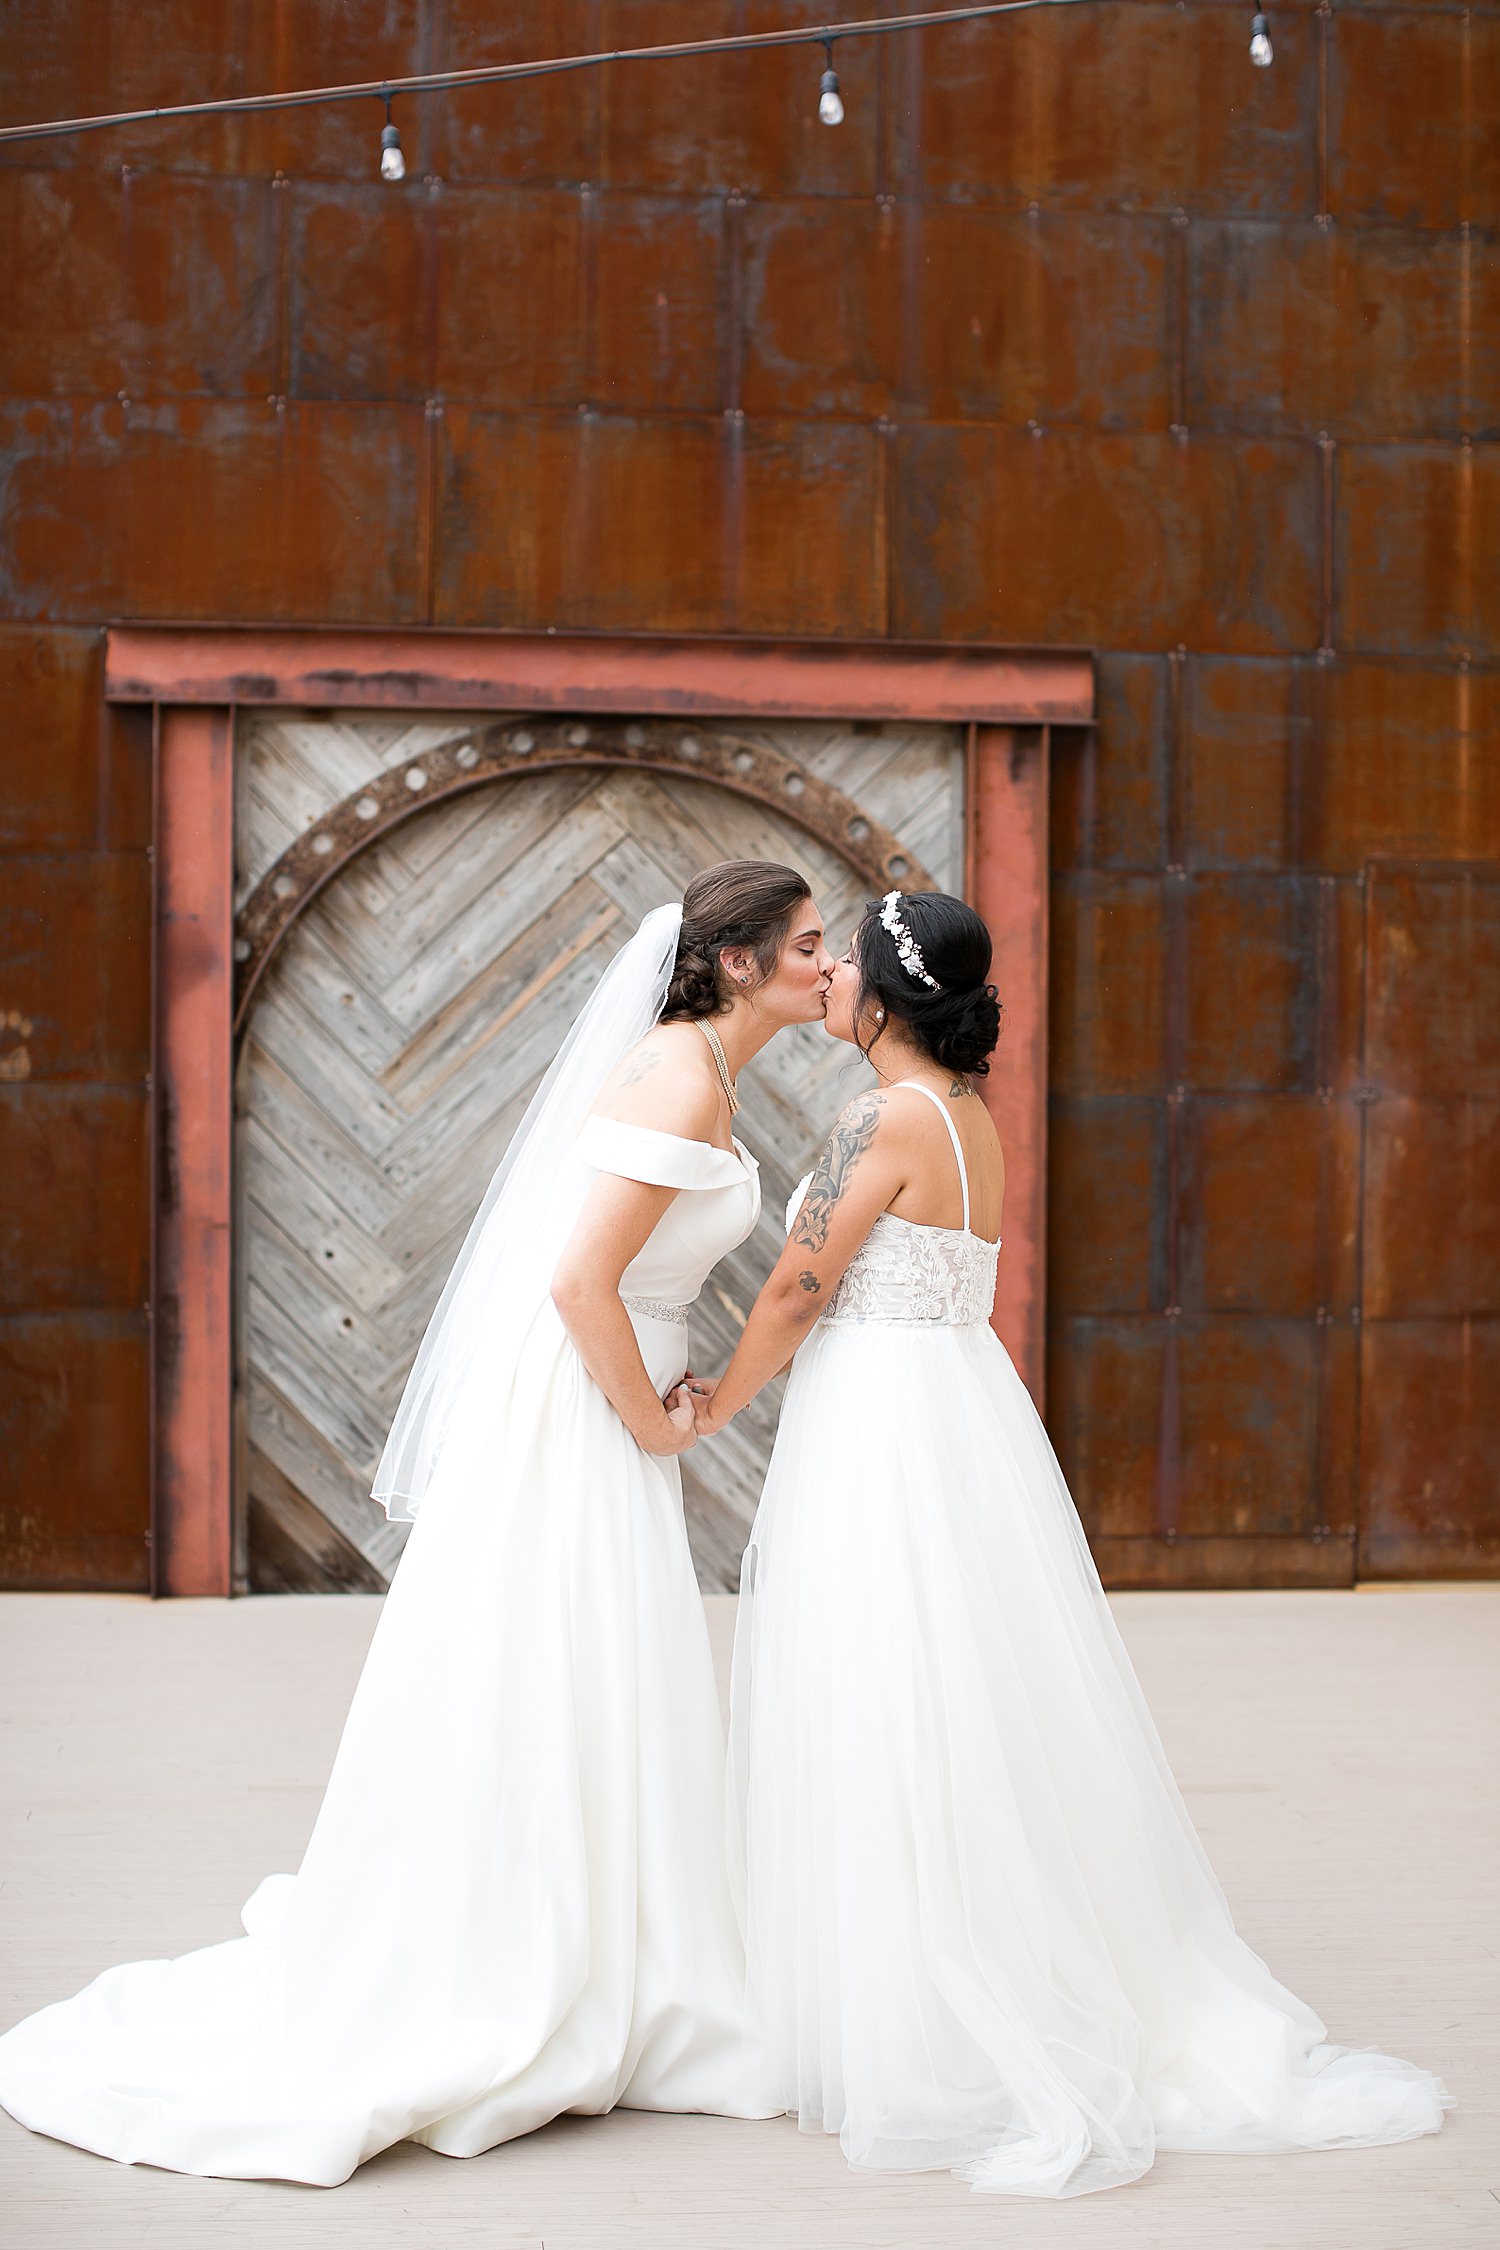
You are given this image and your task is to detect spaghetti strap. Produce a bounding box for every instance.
[892,1080,970,1231]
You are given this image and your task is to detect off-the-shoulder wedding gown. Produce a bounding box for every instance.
[729,1079,1451,2197]
[0,1117,768,2185]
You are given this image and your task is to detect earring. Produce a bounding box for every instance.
[875,1007,885,1024]
[739,973,749,985]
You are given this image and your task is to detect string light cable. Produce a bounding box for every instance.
[0,0,1276,176]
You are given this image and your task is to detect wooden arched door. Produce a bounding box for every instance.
[233,710,962,1593]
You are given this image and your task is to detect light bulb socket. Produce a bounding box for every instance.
[1249,12,1273,64]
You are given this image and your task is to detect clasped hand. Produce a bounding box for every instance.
[667,1371,726,1440]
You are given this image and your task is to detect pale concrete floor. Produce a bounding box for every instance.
[0,1586,1494,2250]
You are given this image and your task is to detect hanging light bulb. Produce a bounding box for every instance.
[817,40,844,126]
[1249,10,1274,65]
[379,94,405,180]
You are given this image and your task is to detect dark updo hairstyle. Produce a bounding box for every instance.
[852,891,1002,1076]
[661,860,812,1021]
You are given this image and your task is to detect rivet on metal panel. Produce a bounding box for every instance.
[310,833,333,856]
[680,735,700,757]
[512,730,535,752]
[233,941,251,963]
[725,406,745,422]
[877,418,896,436]
[1163,1526,1178,1543]
[784,773,805,797]
[455,747,478,770]
[1027,200,1040,219]
[734,749,755,772]
[355,794,380,816]
[1165,1304,1181,1319]
[272,874,295,899]
[849,817,870,841]
[624,726,645,748]
[567,725,590,748]
[403,766,427,790]
[1350,1306,1362,1324]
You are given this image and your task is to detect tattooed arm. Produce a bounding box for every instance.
[687,1091,907,1435]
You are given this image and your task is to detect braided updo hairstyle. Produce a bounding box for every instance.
[660,860,812,1021]
[852,891,1002,1076]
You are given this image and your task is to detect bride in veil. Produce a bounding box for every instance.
[0,861,832,2187]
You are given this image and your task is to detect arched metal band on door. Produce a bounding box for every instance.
[232,715,937,1038]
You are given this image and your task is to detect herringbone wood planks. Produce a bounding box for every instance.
[236,714,964,1592]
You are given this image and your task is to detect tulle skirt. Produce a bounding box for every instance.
[729,1318,1452,2198]
[0,1304,767,2184]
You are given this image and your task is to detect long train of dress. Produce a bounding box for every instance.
[729,1097,1452,2197]
[0,1119,770,2185]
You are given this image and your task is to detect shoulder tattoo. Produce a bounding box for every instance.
[792,1094,884,1253]
[618,1049,663,1090]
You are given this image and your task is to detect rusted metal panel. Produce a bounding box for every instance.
[0,625,102,851]
[1336,444,1500,661]
[1048,1096,1165,1316]
[0,854,150,1081]
[1360,1318,1500,1578]
[1049,1315,1167,1540]
[1188,221,1463,442]
[1181,656,1303,870]
[1364,861,1500,1097]
[154,705,234,1598]
[0,1084,147,1308]
[1184,874,1319,1091]
[433,0,599,187]
[288,179,439,403]
[588,192,725,415]
[1050,656,1168,873]
[1312,666,1500,870]
[1364,1095,1500,1320]
[1182,1093,1359,1317]
[436,409,884,636]
[893,5,1317,216]
[1176,1318,1327,1543]
[1329,11,1466,230]
[105,626,1095,724]
[891,426,1321,653]
[913,206,1171,431]
[1087,1535,1351,1592]
[0,165,277,398]
[0,0,428,182]
[595,0,880,199]
[0,399,428,625]
[740,198,900,422]
[969,723,1049,1405]
[1050,872,1167,1096]
[0,1312,150,1591]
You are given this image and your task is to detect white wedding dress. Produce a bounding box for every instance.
[729,1080,1451,2198]
[0,1116,767,2185]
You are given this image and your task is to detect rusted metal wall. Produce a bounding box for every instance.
[1,2,1494,1586]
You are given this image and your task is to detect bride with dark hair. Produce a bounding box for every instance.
[688,887,1451,2199]
[0,863,833,2186]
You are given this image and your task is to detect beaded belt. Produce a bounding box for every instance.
[620,1293,691,1328]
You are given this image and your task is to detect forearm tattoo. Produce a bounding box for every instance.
[792,1094,884,1253]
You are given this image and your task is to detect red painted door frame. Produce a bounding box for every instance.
[110,627,1091,1596]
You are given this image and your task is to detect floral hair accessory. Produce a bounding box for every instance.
[879,890,941,990]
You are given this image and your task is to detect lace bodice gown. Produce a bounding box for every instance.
[728,1082,1449,2198]
[0,1121,770,2185]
